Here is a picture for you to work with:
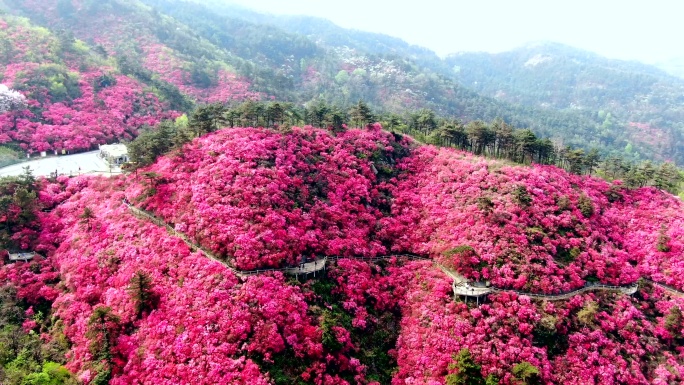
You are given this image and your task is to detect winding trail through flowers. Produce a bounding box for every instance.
[123,199,684,301]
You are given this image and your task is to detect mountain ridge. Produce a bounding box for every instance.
[1,0,683,166]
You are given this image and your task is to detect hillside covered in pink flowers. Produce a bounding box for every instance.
[0,6,262,166]
[2,124,684,384]
[0,14,178,157]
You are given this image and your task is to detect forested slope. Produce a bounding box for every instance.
[3,0,683,164]
[3,0,620,158]
[446,42,684,163]
[0,12,174,160]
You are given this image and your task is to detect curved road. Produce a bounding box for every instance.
[0,151,121,178]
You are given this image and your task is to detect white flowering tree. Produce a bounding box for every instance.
[0,84,27,113]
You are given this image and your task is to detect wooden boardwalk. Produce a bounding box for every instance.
[440,264,641,301]
[643,278,684,298]
[123,199,326,278]
[122,199,684,301]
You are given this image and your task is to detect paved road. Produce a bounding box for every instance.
[0,151,122,178]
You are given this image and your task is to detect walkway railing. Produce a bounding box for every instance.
[123,198,327,278]
[642,278,684,297]
[493,282,639,301]
[122,199,684,300]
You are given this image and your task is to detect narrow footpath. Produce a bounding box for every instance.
[123,199,684,301]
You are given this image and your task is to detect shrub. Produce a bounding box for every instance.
[513,185,532,207]
[577,194,594,218]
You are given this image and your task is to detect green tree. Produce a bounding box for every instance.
[436,121,464,148]
[514,129,538,164]
[79,207,96,231]
[603,156,628,179]
[189,60,218,88]
[85,307,121,384]
[410,108,437,134]
[326,106,347,132]
[446,348,498,385]
[127,121,187,168]
[128,271,156,318]
[189,103,228,136]
[584,148,600,175]
[535,138,556,165]
[640,161,657,185]
[307,100,330,127]
[654,162,682,194]
[624,166,646,189]
[565,148,585,174]
[86,307,121,361]
[349,100,374,128]
[20,166,36,189]
[20,362,77,385]
[465,121,494,155]
[0,178,39,251]
[512,361,541,385]
[493,119,515,159]
[334,70,350,85]
[266,102,285,127]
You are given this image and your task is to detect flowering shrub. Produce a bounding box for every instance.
[0,84,26,113]
[142,43,260,103]
[10,1,261,105]
[391,260,684,384]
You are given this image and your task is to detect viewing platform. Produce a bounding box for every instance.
[7,252,36,262]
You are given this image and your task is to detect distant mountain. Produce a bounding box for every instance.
[143,1,684,164]
[0,0,610,156]
[445,42,684,163]
[654,56,684,79]
[2,0,682,164]
[186,0,450,73]
[135,1,622,150]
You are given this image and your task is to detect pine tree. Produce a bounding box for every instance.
[86,306,121,362]
[446,348,498,385]
[86,307,121,385]
[128,270,156,318]
[654,162,682,194]
[349,100,373,128]
[584,148,600,175]
[79,207,96,231]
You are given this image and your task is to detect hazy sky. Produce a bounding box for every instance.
[224,0,683,63]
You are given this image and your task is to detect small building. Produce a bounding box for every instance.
[99,144,129,165]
